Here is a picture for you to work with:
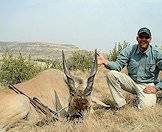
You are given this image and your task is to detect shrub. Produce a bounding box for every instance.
[0,52,43,85]
[67,50,94,71]
[35,58,62,70]
[51,59,62,70]
[106,41,129,61]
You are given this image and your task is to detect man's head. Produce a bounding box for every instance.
[136,27,152,52]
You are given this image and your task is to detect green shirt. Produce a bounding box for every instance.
[106,44,162,90]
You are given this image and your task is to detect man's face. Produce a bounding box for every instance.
[136,32,151,52]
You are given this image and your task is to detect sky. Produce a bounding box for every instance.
[0,0,162,52]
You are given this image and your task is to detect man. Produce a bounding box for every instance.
[97,27,162,109]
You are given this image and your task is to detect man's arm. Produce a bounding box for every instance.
[155,48,162,91]
[97,46,132,71]
[143,48,162,94]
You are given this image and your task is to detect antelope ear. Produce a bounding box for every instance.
[62,50,76,96]
[84,49,98,96]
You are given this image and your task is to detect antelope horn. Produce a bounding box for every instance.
[84,49,98,96]
[62,50,76,95]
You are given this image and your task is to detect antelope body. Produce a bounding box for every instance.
[0,50,109,131]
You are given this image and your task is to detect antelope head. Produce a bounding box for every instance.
[62,50,97,120]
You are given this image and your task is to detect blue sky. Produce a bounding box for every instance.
[0,0,162,51]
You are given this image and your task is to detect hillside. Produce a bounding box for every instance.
[0,41,79,60]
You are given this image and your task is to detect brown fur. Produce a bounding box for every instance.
[0,69,109,131]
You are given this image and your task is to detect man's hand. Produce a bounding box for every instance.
[143,85,157,94]
[97,53,106,65]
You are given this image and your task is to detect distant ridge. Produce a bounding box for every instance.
[0,41,79,60]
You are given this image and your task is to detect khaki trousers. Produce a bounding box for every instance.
[106,70,156,109]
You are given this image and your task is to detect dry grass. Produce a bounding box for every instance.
[7,67,162,132]
[8,106,162,132]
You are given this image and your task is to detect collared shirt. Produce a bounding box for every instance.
[106,44,162,90]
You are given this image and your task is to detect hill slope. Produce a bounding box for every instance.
[0,41,79,60]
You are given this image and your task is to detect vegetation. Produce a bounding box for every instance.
[0,50,95,85]
[0,42,129,86]
[0,52,43,85]
[35,50,96,71]
[106,41,129,61]
[35,58,62,70]
[67,50,94,71]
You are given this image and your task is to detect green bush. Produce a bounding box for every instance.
[51,59,62,70]
[35,58,62,70]
[0,52,43,85]
[67,50,94,71]
[35,50,94,71]
[106,41,129,61]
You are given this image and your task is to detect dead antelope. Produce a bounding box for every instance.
[0,50,109,131]
[63,49,98,120]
